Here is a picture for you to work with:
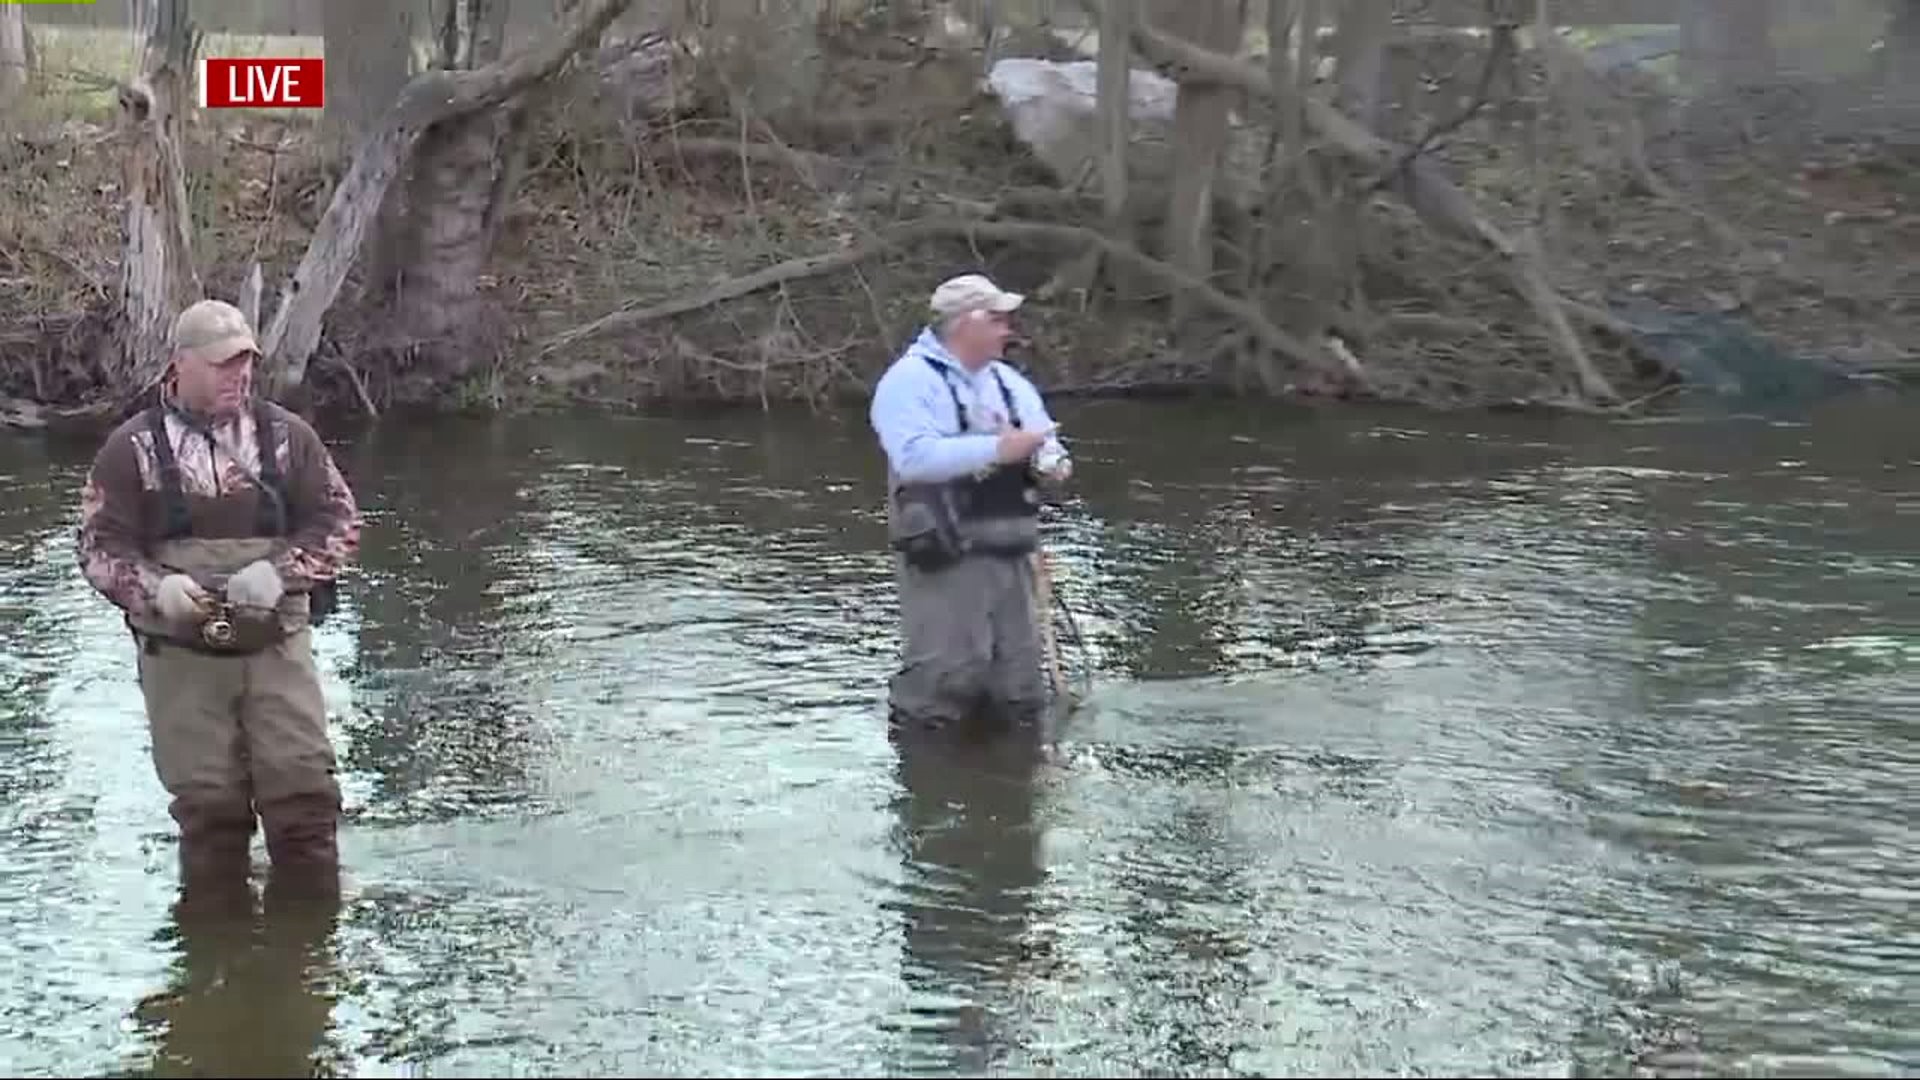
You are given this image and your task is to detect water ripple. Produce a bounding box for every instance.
[0,403,1914,1077]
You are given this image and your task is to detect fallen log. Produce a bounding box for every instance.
[643,135,853,187]
[535,215,1351,392]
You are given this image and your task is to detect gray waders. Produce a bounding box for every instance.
[885,357,1053,740]
[889,543,1050,738]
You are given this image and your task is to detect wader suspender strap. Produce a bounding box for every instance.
[145,407,193,541]
[145,404,288,540]
[252,401,287,537]
[922,355,1021,433]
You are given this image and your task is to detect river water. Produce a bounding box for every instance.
[0,398,1914,1077]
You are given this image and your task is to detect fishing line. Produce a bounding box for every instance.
[1052,585,1094,700]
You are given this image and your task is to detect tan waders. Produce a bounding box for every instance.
[127,538,341,902]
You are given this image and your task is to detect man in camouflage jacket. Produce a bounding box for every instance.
[76,299,361,907]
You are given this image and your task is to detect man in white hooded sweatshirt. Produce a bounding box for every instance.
[868,273,1073,738]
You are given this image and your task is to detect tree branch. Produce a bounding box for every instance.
[1366,0,1516,193]
[259,0,635,398]
[535,216,1347,391]
[1083,0,1619,402]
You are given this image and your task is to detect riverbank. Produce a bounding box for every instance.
[2,16,1916,428]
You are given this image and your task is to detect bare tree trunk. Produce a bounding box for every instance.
[1282,0,1317,189]
[1330,0,1391,130]
[1096,0,1133,230]
[321,0,416,155]
[0,6,28,104]
[372,0,515,394]
[1881,0,1920,104]
[1105,0,1619,402]
[110,0,202,397]
[319,0,415,299]
[259,0,633,399]
[1247,0,1298,281]
[1054,0,1138,300]
[1680,0,1775,89]
[1158,0,1241,318]
[1727,0,1776,83]
[237,261,264,327]
[711,0,825,124]
[1265,0,1342,348]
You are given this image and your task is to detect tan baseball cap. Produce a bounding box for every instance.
[929,273,1024,319]
[169,299,259,366]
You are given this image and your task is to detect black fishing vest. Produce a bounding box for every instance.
[926,355,1040,522]
[145,401,288,541]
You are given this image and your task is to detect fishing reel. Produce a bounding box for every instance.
[199,603,238,648]
[197,597,278,650]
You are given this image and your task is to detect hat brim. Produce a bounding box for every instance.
[937,293,1024,316]
[176,334,260,366]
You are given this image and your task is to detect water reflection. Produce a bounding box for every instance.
[886,731,1047,1076]
[331,421,558,825]
[0,442,100,811]
[125,887,346,1078]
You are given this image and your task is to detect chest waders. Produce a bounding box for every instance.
[126,402,344,903]
[886,358,1053,740]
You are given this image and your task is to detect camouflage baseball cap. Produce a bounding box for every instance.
[169,299,259,366]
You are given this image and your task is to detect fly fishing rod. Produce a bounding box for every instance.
[1032,548,1094,707]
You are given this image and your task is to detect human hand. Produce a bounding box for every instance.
[994,426,1052,465]
[225,559,285,611]
[155,573,211,624]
